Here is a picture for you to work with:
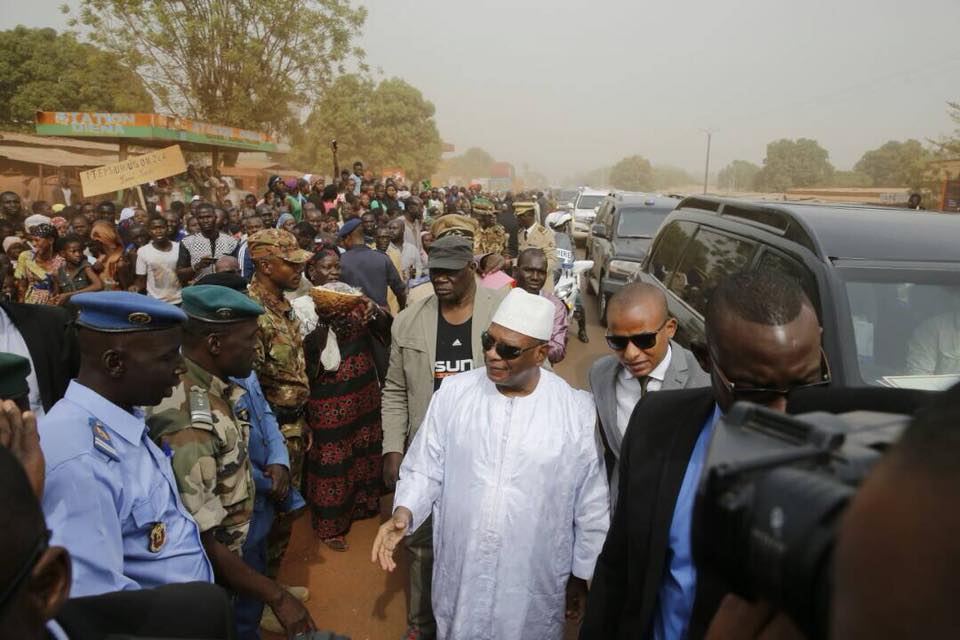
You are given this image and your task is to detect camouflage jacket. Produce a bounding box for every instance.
[248,275,309,411]
[474,224,508,256]
[147,357,254,555]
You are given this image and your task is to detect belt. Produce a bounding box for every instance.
[273,405,305,424]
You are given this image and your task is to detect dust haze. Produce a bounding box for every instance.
[7,0,960,183]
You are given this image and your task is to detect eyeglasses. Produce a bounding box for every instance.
[0,529,50,612]
[481,330,541,361]
[604,318,669,352]
[711,348,832,404]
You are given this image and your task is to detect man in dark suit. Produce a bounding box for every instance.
[589,283,709,512]
[581,270,827,640]
[0,301,78,415]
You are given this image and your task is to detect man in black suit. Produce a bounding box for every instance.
[0,301,78,415]
[580,270,827,640]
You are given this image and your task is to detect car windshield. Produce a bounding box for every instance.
[576,195,604,210]
[839,265,960,390]
[558,189,579,203]
[616,207,671,237]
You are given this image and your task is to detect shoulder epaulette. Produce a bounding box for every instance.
[188,386,214,427]
[90,418,120,462]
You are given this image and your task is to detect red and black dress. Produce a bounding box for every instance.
[303,303,386,539]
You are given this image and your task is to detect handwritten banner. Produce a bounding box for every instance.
[80,145,187,197]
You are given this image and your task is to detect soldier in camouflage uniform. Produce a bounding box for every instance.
[245,228,313,580]
[472,197,508,256]
[148,284,315,638]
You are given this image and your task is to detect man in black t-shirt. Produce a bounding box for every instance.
[434,312,473,390]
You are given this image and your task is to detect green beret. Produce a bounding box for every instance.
[0,353,31,401]
[182,285,265,323]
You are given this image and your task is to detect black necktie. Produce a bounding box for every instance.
[638,376,650,397]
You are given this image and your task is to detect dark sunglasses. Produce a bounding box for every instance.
[711,348,832,404]
[481,330,540,361]
[604,318,669,352]
[0,529,50,612]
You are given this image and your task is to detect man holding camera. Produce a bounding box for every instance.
[581,270,827,639]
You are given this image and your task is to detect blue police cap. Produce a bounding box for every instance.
[72,291,187,332]
[337,217,362,238]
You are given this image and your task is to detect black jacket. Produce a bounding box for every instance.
[0,301,78,411]
[581,387,722,640]
[580,385,935,640]
[55,582,234,639]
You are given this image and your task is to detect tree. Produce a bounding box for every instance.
[436,147,498,182]
[830,171,874,188]
[753,138,834,192]
[652,165,697,190]
[717,160,761,191]
[74,0,366,134]
[293,75,442,179]
[609,155,654,191]
[0,26,153,130]
[853,139,932,190]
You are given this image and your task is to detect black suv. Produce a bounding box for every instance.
[585,193,678,324]
[634,196,960,389]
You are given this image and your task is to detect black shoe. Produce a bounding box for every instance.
[578,327,589,343]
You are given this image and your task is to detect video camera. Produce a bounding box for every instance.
[692,402,911,639]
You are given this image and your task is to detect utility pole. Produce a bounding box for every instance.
[700,128,715,195]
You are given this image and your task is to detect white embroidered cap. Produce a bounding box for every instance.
[490,288,554,341]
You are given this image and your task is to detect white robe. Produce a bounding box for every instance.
[394,367,610,640]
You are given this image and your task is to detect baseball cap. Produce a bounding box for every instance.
[427,236,474,270]
[248,229,313,263]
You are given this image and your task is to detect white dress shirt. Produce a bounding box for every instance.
[0,306,44,417]
[614,344,672,440]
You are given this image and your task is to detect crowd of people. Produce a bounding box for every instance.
[0,155,957,640]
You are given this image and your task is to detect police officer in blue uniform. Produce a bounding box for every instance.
[39,291,214,597]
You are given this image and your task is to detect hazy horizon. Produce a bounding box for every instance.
[4,0,959,183]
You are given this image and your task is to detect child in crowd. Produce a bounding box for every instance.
[52,234,102,306]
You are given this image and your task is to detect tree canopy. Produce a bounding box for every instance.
[293,74,442,179]
[651,165,697,190]
[435,147,498,182]
[717,160,761,190]
[0,26,153,130]
[753,138,834,192]
[609,155,654,191]
[73,0,366,134]
[853,139,932,190]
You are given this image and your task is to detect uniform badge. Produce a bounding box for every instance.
[236,408,250,422]
[148,522,167,553]
[128,311,152,326]
[90,418,120,462]
[215,307,235,320]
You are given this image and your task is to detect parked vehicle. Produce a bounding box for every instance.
[633,196,960,389]
[571,188,607,242]
[585,193,678,324]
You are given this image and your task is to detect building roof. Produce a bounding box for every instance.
[0,143,117,168]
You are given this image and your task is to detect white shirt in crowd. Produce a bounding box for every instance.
[136,241,182,304]
[614,344,672,439]
[395,367,609,640]
[0,306,44,417]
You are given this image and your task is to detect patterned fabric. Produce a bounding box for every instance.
[180,232,239,279]
[474,224,507,256]
[147,358,254,554]
[248,275,310,413]
[15,251,63,304]
[304,304,383,538]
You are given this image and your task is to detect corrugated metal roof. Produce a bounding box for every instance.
[0,144,118,168]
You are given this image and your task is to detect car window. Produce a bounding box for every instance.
[647,220,696,284]
[576,195,604,210]
[617,208,672,238]
[669,228,757,315]
[756,250,820,314]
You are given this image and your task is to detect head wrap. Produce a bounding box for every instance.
[2,236,23,253]
[276,213,295,229]
[28,223,57,238]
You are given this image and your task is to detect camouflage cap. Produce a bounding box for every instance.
[472,197,495,214]
[248,229,312,263]
[431,213,479,240]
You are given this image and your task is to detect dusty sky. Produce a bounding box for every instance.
[5,0,960,182]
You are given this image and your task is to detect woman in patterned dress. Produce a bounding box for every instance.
[14,223,63,304]
[302,246,389,550]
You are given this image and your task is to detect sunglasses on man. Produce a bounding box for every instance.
[481,330,540,361]
[604,318,669,352]
[711,348,832,404]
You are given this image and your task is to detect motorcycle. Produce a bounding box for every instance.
[554,258,593,321]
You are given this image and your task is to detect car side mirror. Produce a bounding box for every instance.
[591,223,606,237]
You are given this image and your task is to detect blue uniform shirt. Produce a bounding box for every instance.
[231,371,305,516]
[653,404,720,640]
[339,244,405,307]
[40,381,214,597]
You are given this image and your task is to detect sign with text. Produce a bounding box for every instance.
[80,145,187,197]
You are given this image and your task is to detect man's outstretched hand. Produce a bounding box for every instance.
[0,400,43,499]
[371,507,412,572]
